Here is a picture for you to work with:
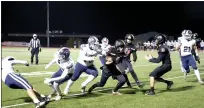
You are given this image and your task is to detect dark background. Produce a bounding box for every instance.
[2,1,204,45]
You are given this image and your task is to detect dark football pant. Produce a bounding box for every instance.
[31,48,39,64]
[122,58,140,84]
[89,71,126,92]
[149,64,172,82]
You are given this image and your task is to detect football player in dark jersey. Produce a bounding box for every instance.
[145,34,173,95]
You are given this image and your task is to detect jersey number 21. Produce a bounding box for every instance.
[184,46,191,52]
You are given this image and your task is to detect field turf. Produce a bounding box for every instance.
[2,47,204,108]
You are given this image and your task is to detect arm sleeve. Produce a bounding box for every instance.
[49,69,69,82]
[11,60,27,65]
[149,53,165,63]
[46,58,57,69]
[132,51,137,62]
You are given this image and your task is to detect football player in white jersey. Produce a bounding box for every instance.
[2,56,47,108]
[64,36,102,94]
[176,30,204,84]
[200,40,204,52]
[99,37,111,72]
[44,47,74,100]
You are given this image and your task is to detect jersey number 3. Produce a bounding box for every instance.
[184,46,191,52]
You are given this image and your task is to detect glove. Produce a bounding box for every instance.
[196,56,200,64]
[44,78,52,85]
[39,48,41,52]
[25,63,29,66]
[28,47,30,51]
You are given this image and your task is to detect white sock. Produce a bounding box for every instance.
[33,98,40,103]
[64,80,74,94]
[81,75,95,87]
[194,69,201,81]
[49,84,56,94]
[53,82,61,95]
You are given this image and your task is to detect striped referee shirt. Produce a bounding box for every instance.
[29,38,41,49]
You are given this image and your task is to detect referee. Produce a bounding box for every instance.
[28,34,41,65]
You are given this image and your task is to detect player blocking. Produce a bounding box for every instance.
[63,36,102,95]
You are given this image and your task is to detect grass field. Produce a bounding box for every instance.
[2,47,204,108]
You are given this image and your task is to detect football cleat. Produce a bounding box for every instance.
[167,81,174,90]
[81,86,86,94]
[145,90,155,96]
[112,90,122,95]
[35,101,46,108]
[55,95,62,101]
[198,80,204,85]
[137,82,144,89]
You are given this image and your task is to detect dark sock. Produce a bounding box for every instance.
[88,82,100,92]
[33,90,42,100]
[150,87,154,91]
[130,71,139,83]
[123,74,131,86]
[114,81,125,92]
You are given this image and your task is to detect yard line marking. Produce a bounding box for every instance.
[14,58,204,68]
[2,72,204,108]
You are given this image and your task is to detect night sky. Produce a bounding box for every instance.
[2,1,204,43]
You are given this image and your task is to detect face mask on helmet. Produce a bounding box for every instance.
[155,34,166,46]
[126,39,132,43]
[116,46,124,53]
[126,34,134,43]
[58,48,70,60]
[182,30,192,40]
[102,37,109,45]
[115,40,125,53]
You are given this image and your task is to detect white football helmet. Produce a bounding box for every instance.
[101,37,109,45]
[181,30,193,40]
[88,36,99,50]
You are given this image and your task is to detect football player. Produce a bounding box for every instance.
[200,40,204,52]
[2,56,47,108]
[145,34,173,95]
[191,33,200,64]
[123,34,143,88]
[44,47,74,100]
[88,40,127,95]
[99,37,111,66]
[176,30,203,84]
[63,36,102,95]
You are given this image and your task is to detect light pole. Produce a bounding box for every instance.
[47,1,50,47]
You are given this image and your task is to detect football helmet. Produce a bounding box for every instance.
[181,30,193,40]
[58,47,70,60]
[154,34,167,46]
[115,40,125,53]
[125,34,134,43]
[101,37,109,46]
